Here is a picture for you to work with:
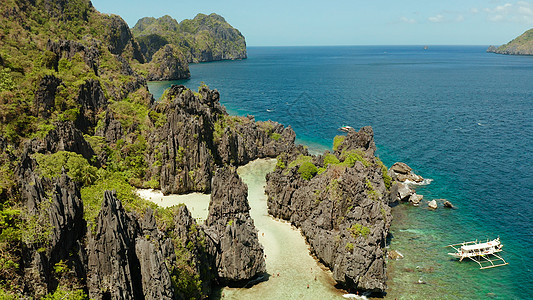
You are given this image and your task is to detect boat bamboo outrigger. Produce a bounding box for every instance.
[446,237,508,269]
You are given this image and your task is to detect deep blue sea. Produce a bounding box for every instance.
[148,46,533,299]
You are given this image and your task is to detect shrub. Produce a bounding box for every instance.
[42,286,88,300]
[0,68,16,92]
[323,153,340,167]
[275,157,285,170]
[80,171,155,227]
[345,242,354,252]
[377,158,392,189]
[271,132,281,141]
[333,135,345,151]
[349,223,371,239]
[340,149,369,168]
[33,151,97,186]
[365,179,382,201]
[287,155,313,169]
[298,161,318,180]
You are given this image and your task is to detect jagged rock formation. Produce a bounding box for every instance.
[487,28,533,55]
[75,79,107,132]
[146,44,190,81]
[46,39,100,74]
[23,121,96,162]
[87,190,144,299]
[388,162,423,183]
[145,84,295,194]
[33,75,63,118]
[103,14,145,63]
[17,155,86,297]
[132,13,247,63]
[205,167,266,284]
[265,127,392,294]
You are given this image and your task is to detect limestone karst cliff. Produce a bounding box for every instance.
[265,127,393,294]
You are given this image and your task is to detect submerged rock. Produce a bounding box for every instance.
[388,250,404,260]
[443,200,454,208]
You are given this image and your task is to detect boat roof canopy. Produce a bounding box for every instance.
[461,240,498,251]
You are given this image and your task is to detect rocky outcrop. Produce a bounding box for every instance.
[389,162,424,183]
[18,158,86,297]
[103,14,145,63]
[87,190,144,299]
[47,39,100,74]
[23,121,96,163]
[145,85,296,194]
[43,122,96,162]
[427,200,438,209]
[33,75,62,118]
[205,167,265,284]
[146,44,190,81]
[75,79,107,132]
[95,110,123,143]
[265,127,392,294]
[487,28,533,56]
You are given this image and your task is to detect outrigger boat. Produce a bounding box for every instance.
[446,237,508,269]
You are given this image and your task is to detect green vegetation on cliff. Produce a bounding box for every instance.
[489,28,533,55]
[132,13,247,63]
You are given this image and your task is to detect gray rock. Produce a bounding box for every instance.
[42,121,96,162]
[427,200,438,209]
[265,126,391,294]
[397,183,413,201]
[87,190,143,300]
[409,193,423,206]
[390,162,411,174]
[33,75,62,117]
[102,14,144,63]
[389,162,424,183]
[144,85,296,194]
[47,39,100,74]
[75,79,107,132]
[205,167,266,284]
[388,182,400,204]
[19,168,86,297]
[135,238,173,300]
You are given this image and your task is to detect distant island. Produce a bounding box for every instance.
[133,13,246,64]
[487,28,533,55]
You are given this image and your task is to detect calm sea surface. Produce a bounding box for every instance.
[148,46,533,299]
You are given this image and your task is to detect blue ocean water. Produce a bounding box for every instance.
[148,46,533,299]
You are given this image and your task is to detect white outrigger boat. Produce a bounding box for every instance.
[446,237,508,269]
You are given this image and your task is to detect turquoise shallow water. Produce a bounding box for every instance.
[148,46,533,299]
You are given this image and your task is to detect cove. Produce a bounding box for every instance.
[140,159,347,299]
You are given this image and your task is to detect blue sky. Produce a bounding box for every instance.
[91,0,533,46]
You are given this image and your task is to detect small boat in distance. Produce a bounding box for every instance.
[446,237,508,269]
[339,125,354,132]
[424,45,429,50]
